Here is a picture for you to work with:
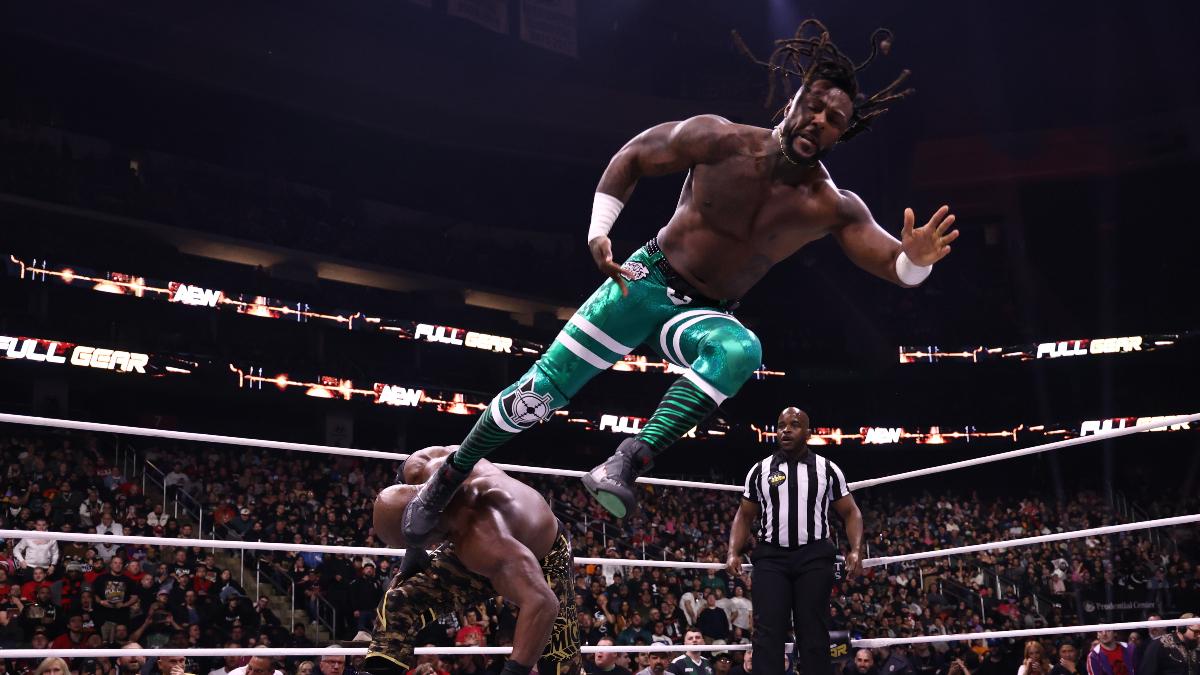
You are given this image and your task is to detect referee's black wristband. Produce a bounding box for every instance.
[501,660,534,675]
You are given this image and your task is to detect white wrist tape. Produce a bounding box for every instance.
[896,251,933,286]
[588,193,624,242]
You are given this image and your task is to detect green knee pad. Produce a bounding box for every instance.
[688,321,763,399]
[488,363,571,432]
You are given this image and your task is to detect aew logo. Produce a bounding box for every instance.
[863,427,903,444]
[170,283,223,308]
[502,378,553,428]
[375,385,423,408]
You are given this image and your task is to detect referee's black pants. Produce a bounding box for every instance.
[750,538,835,675]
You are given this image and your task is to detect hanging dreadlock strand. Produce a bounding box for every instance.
[732,18,914,143]
[855,28,895,71]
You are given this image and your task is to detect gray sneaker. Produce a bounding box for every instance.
[581,437,654,518]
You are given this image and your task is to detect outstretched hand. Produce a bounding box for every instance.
[589,236,629,296]
[901,205,959,266]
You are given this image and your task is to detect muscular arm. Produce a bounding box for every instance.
[596,115,733,202]
[458,522,558,667]
[831,494,864,572]
[831,190,908,286]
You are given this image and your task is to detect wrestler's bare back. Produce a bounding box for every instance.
[376,446,559,570]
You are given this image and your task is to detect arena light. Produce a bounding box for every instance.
[898,331,1190,364]
[6,254,791,377]
[7,254,544,356]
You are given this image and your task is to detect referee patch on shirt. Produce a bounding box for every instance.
[767,469,787,487]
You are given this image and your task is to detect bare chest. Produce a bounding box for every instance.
[684,156,837,253]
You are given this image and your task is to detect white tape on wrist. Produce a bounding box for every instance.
[895,251,932,286]
[588,193,624,242]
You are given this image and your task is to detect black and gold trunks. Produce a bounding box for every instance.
[365,524,580,675]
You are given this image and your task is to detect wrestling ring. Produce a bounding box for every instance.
[1,411,1197,659]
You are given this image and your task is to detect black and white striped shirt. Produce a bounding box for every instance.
[742,451,849,548]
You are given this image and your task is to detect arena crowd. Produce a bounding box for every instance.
[1,430,1197,675]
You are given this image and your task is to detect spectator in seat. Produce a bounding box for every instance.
[1050,643,1080,675]
[13,520,59,580]
[1136,614,1198,675]
[845,650,878,675]
[637,653,668,675]
[407,644,451,675]
[1087,630,1136,675]
[586,637,633,675]
[116,642,147,675]
[228,654,285,675]
[1019,640,1052,675]
[208,644,246,675]
[668,630,715,675]
[617,613,652,646]
[731,649,753,675]
[49,613,87,650]
[696,594,730,643]
[348,561,383,632]
[20,567,52,601]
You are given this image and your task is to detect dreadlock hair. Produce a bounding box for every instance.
[732,18,914,143]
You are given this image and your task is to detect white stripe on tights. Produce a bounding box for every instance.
[657,309,725,367]
[489,395,522,433]
[682,368,728,405]
[671,313,741,370]
[556,331,614,370]
[568,314,634,355]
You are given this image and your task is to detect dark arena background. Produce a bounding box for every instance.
[1,2,1198,674]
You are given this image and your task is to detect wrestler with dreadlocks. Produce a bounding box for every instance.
[401,20,959,541]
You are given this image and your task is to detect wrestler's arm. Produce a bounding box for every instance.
[831,190,957,287]
[590,115,737,293]
[596,114,734,202]
[726,499,760,577]
[831,494,864,576]
[458,523,558,668]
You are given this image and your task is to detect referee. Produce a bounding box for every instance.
[727,407,864,675]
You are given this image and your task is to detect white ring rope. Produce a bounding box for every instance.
[2,412,1196,495]
[0,529,408,557]
[4,510,1195,572]
[852,617,1200,648]
[4,618,1196,659]
[0,413,739,492]
[860,513,1200,568]
[0,644,753,659]
[846,412,1200,491]
[0,529,744,570]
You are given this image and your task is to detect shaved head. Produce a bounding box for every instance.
[779,407,810,426]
